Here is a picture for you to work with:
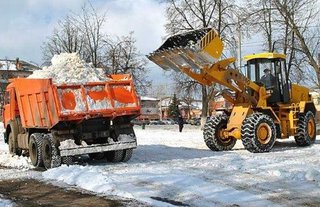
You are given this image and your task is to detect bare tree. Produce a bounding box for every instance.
[165,0,238,122]
[42,15,85,64]
[75,4,106,67]
[103,33,151,94]
[42,3,106,67]
[272,0,320,87]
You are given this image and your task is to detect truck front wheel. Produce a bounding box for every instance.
[29,133,44,167]
[8,132,22,156]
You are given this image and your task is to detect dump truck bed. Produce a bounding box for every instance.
[10,75,140,129]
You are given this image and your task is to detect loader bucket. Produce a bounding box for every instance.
[147,28,223,72]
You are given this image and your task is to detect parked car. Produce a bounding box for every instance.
[131,119,150,126]
[162,118,176,125]
[149,120,165,125]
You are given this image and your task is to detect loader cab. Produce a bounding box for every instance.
[244,53,290,104]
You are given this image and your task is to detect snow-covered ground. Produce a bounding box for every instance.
[0,123,320,206]
[0,196,15,207]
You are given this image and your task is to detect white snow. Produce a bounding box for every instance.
[42,125,320,207]
[28,53,109,84]
[0,61,17,71]
[0,122,320,206]
[0,123,32,170]
[0,197,15,207]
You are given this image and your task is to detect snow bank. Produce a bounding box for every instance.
[29,53,109,84]
[0,123,32,170]
[0,197,15,207]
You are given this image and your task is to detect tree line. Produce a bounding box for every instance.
[42,1,320,118]
[42,4,150,94]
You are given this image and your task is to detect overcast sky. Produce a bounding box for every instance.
[0,0,171,84]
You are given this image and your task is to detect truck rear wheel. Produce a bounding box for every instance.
[8,132,22,156]
[241,113,276,153]
[122,149,133,162]
[295,111,316,146]
[42,134,61,169]
[29,133,44,167]
[203,115,236,151]
[89,153,105,160]
[105,150,124,162]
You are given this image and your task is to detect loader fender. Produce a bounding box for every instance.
[299,101,316,115]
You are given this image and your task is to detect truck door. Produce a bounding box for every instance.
[2,88,17,126]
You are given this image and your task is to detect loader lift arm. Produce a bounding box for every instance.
[148,28,268,108]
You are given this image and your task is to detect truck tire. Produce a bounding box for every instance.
[203,115,236,151]
[241,113,276,153]
[8,132,22,156]
[89,153,105,160]
[122,149,133,162]
[29,133,44,167]
[105,150,124,163]
[41,134,61,169]
[61,156,74,166]
[294,111,316,146]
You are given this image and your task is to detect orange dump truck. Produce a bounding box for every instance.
[2,74,140,169]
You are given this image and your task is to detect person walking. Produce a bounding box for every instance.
[175,105,184,132]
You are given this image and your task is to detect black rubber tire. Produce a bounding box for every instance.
[8,132,22,156]
[29,133,44,167]
[294,111,316,146]
[122,149,133,162]
[203,115,236,151]
[105,150,124,163]
[241,113,276,153]
[89,153,105,160]
[61,156,74,166]
[41,134,61,169]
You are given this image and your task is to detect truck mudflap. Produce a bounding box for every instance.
[59,140,137,157]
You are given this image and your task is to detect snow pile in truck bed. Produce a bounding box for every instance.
[28,53,109,84]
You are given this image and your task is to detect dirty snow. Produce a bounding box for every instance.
[28,53,109,84]
[1,123,320,206]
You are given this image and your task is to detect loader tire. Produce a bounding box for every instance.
[294,111,316,146]
[203,115,236,151]
[241,113,276,153]
[8,132,22,156]
[29,133,44,167]
[42,134,61,169]
[105,150,124,163]
[122,149,133,162]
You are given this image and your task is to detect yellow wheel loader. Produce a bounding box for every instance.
[148,28,316,153]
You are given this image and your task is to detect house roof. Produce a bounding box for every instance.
[0,59,40,71]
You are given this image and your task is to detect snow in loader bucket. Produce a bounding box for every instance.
[147,28,224,72]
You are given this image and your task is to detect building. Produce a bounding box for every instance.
[209,93,233,116]
[0,58,40,98]
[160,97,202,119]
[138,96,160,120]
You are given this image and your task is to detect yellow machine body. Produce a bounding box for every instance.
[148,28,316,152]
